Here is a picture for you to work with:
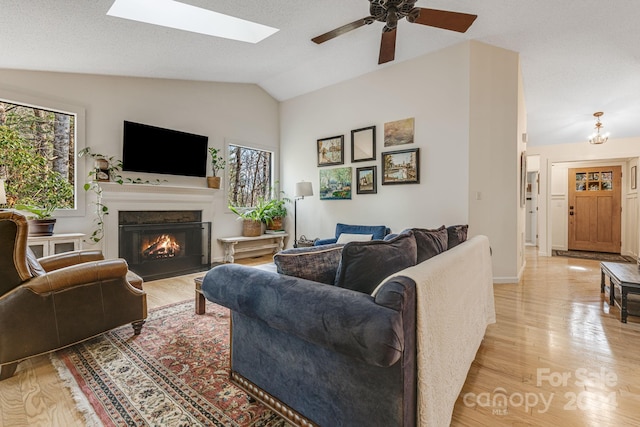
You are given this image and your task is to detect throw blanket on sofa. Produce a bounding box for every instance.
[376,235,496,426]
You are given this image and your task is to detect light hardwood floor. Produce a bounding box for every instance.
[2,251,639,426]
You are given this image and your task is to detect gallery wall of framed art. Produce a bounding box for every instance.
[317,117,420,200]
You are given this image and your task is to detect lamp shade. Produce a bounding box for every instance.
[295,181,313,198]
[0,180,6,205]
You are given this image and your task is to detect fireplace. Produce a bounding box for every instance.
[119,211,211,281]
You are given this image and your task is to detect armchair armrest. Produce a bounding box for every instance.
[24,259,142,294]
[201,264,405,367]
[38,250,105,272]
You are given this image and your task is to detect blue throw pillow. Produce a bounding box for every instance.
[274,243,343,285]
[334,231,417,294]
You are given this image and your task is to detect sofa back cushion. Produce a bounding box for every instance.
[274,243,343,285]
[412,226,449,264]
[335,231,417,294]
[447,224,469,249]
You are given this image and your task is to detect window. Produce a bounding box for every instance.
[0,98,81,212]
[227,144,273,207]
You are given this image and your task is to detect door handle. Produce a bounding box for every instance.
[569,212,574,216]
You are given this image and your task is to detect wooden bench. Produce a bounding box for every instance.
[218,233,288,263]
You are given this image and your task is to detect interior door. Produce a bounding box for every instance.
[568,166,621,253]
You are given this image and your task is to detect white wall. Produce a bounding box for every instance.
[280,42,471,239]
[468,42,526,282]
[281,41,525,282]
[0,70,280,261]
[528,138,640,257]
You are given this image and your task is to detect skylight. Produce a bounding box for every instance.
[107,0,279,43]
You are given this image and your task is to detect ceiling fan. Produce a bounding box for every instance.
[312,0,477,65]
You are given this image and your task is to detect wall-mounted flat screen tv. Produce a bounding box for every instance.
[122,120,208,178]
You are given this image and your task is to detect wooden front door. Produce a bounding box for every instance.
[568,166,621,253]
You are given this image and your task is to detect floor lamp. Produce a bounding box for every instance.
[294,181,313,248]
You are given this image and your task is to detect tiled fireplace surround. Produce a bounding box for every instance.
[99,182,215,262]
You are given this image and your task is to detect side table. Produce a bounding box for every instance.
[27,232,85,258]
[194,276,205,315]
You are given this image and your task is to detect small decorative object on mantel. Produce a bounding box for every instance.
[94,158,111,182]
[207,147,226,189]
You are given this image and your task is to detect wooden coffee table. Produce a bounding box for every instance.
[601,261,640,323]
[194,276,205,315]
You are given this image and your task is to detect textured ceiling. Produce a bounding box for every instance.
[1,0,639,147]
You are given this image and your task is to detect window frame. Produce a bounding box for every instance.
[225,139,278,210]
[0,88,87,217]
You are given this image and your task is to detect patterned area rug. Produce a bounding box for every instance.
[552,249,635,263]
[52,300,288,426]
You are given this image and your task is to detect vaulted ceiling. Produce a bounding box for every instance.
[2,0,639,147]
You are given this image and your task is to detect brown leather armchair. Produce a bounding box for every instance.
[0,210,147,380]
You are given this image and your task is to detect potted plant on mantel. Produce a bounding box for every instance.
[207,147,226,189]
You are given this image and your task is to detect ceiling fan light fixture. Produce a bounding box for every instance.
[588,111,610,145]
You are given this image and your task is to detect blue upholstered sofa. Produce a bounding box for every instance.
[314,222,390,245]
[201,225,496,426]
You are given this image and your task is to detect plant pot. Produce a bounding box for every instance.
[266,216,283,231]
[242,219,262,237]
[28,218,56,236]
[207,176,221,189]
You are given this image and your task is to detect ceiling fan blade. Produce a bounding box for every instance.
[378,29,397,64]
[312,18,369,44]
[412,8,477,33]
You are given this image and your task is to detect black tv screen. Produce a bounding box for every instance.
[122,121,208,178]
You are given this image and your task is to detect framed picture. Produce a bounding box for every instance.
[351,126,376,162]
[317,135,344,167]
[319,167,352,200]
[381,148,419,185]
[384,117,414,147]
[356,166,377,194]
[632,166,637,190]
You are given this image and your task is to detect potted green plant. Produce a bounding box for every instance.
[228,201,270,237]
[207,147,226,189]
[16,203,57,236]
[262,194,290,231]
[78,147,165,243]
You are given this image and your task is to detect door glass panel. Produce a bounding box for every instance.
[601,171,613,191]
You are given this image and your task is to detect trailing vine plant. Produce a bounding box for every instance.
[79,147,165,243]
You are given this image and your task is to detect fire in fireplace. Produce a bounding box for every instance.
[118,211,211,281]
[142,234,181,260]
